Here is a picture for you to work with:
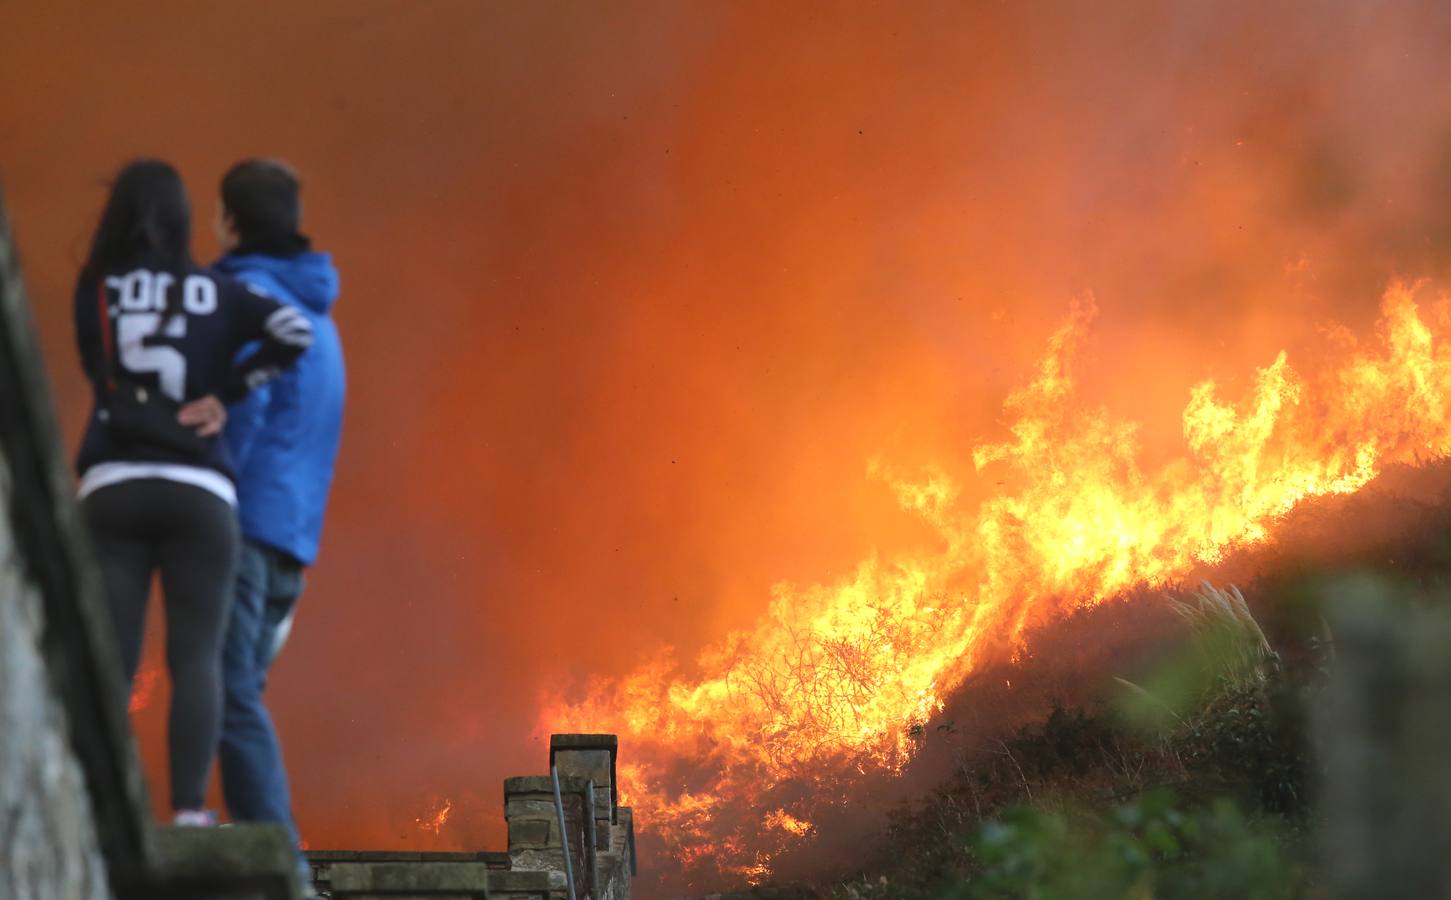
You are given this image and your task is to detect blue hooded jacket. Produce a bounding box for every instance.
[215,250,345,566]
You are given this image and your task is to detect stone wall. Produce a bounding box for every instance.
[319,733,637,900]
[0,442,111,900]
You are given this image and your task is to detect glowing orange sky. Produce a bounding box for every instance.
[3,0,1451,855]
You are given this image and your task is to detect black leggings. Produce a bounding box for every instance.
[83,478,239,811]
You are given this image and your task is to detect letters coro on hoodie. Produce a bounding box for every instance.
[216,247,345,566]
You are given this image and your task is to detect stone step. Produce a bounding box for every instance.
[308,850,510,896]
[328,860,494,899]
[116,823,302,900]
[324,862,553,900]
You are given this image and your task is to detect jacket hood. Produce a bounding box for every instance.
[215,251,340,314]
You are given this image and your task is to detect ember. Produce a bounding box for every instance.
[128,666,159,715]
[415,797,454,836]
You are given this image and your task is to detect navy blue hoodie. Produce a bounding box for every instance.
[74,263,313,480]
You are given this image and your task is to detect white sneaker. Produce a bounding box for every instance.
[172,809,219,827]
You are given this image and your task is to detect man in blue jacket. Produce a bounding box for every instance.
[213,159,344,885]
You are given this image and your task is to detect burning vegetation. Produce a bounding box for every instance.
[547,282,1451,886]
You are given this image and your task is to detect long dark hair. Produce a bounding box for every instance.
[82,159,194,284]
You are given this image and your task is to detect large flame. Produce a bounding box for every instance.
[545,281,1451,880]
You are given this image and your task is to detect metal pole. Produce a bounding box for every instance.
[551,765,579,900]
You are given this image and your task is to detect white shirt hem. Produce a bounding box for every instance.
[78,462,237,507]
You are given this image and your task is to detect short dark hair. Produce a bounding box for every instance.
[84,159,193,280]
[220,159,301,241]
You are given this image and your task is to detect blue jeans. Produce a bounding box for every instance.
[220,539,304,849]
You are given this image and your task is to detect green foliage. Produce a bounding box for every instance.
[1174,681,1312,816]
[1117,583,1279,732]
[952,790,1298,900]
[1113,582,1317,817]
[1166,582,1279,690]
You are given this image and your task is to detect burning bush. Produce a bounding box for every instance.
[548,282,1451,890]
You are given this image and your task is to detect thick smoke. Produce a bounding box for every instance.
[3,0,1451,876]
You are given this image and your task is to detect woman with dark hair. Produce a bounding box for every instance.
[74,159,314,826]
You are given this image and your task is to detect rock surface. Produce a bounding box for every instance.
[0,442,112,900]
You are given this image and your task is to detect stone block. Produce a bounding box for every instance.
[508,847,567,875]
[547,734,619,753]
[151,823,301,899]
[487,869,555,900]
[329,861,492,897]
[549,735,617,821]
[552,750,612,787]
[335,895,471,900]
[508,818,555,849]
[594,850,633,900]
[502,776,553,796]
[503,774,590,800]
[310,852,510,894]
[591,783,612,826]
[617,807,636,876]
[505,798,559,820]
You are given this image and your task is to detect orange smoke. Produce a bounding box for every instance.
[9,0,1451,870]
[547,281,1451,880]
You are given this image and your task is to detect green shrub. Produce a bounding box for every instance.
[950,790,1299,900]
[1174,680,1312,816]
[1117,582,1316,817]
